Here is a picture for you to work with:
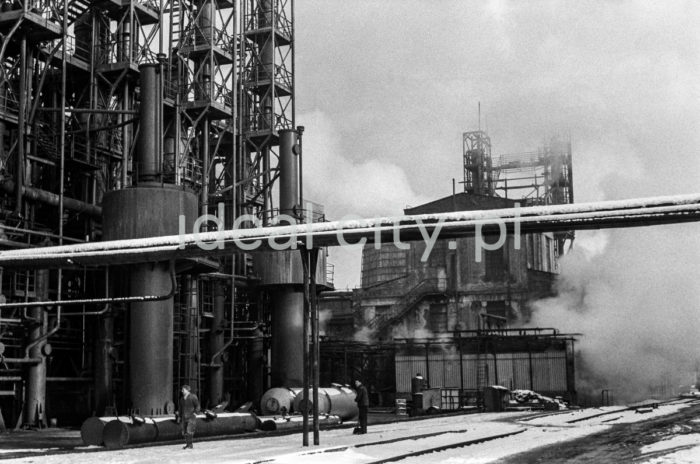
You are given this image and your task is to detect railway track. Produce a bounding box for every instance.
[270,427,527,464]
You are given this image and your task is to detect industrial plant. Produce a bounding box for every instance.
[0,0,332,431]
[319,131,577,409]
[0,1,699,461]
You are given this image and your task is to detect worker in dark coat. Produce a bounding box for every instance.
[412,373,427,394]
[177,384,200,449]
[354,379,369,434]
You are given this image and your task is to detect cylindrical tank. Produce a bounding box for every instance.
[325,386,359,420]
[102,412,259,449]
[278,129,298,217]
[293,387,358,421]
[129,262,173,415]
[270,290,304,387]
[102,185,197,416]
[136,64,160,181]
[260,387,302,415]
[80,416,131,446]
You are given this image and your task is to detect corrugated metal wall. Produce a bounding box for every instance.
[396,350,568,394]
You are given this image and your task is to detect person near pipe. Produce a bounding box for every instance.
[354,379,369,434]
[177,384,200,449]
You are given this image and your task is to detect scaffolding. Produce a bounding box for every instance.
[0,0,294,427]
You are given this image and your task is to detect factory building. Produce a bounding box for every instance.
[319,131,577,407]
[0,0,335,430]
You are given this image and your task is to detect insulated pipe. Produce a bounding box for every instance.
[259,415,340,432]
[100,412,260,449]
[0,180,102,218]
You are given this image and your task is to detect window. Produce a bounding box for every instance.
[428,304,448,332]
[484,247,504,281]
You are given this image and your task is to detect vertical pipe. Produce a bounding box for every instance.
[270,290,304,387]
[95,309,114,414]
[201,117,209,219]
[297,126,304,219]
[278,129,297,217]
[528,344,534,391]
[208,280,225,406]
[458,333,464,397]
[310,249,319,445]
[23,270,49,427]
[15,36,26,215]
[129,262,173,416]
[424,342,430,387]
[301,249,309,447]
[136,64,159,182]
[95,269,113,414]
[184,275,199,389]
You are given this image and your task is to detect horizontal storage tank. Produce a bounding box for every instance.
[260,387,303,415]
[292,386,358,421]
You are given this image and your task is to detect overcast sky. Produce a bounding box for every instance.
[292,0,700,289]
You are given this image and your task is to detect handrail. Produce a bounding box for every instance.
[366,278,442,331]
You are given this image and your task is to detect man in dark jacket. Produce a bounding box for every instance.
[178,385,200,449]
[354,379,369,434]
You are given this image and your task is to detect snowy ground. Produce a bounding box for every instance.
[2,401,700,463]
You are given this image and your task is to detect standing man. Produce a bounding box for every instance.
[354,379,369,434]
[178,384,200,449]
[411,373,427,394]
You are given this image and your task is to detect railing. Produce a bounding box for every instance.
[180,24,234,51]
[93,41,159,67]
[325,263,335,288]
[241,111,292,133]
[243,63,293,89]
[244,5,293,37]
[366,278,442,331]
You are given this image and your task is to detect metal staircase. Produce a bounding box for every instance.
[366,278,442,333]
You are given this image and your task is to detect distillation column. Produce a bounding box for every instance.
[102,64,197,415]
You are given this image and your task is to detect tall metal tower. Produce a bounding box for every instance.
[0,0,301,427]
[463,130,494,195]
[239,0,294,224]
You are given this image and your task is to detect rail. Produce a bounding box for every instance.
[366,278,443,331]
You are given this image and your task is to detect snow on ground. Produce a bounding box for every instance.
[525,401,694,427]
[639,434,700,463]
[2,403,697,464]
[395,425,609,464]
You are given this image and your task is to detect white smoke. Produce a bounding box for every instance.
[298,109,430,290]
[530,225,700,402]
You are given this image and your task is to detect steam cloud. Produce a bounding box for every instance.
[299,109,429,290]
[530,225,700,403]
